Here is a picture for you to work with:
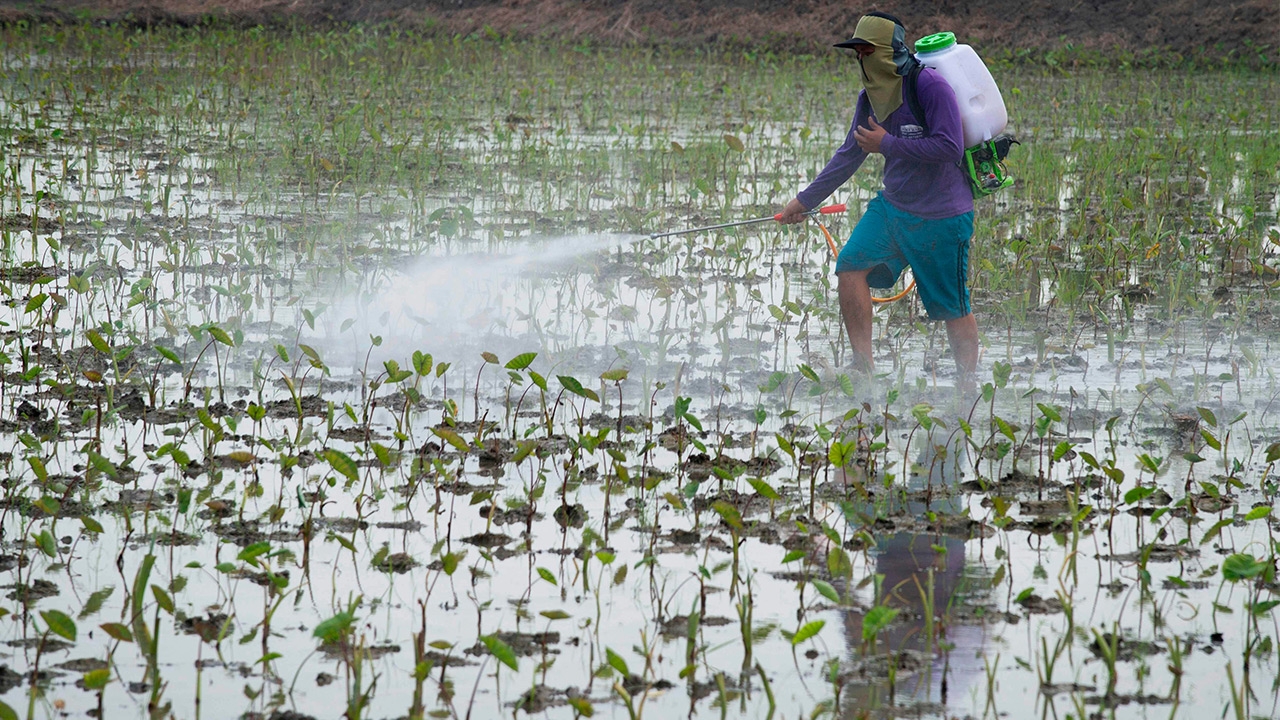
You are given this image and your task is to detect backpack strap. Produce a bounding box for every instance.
[903,62,927,135]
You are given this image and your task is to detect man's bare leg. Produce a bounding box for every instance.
[837,270,874,372]
[945,313,979,383]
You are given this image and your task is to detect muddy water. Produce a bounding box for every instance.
[2,33,1280,720]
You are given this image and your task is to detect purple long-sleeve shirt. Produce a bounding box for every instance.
[796,68,973,219]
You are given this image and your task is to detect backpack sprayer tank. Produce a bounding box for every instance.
[914,32,1017,197]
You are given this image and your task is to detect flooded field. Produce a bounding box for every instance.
[1,26,1279,720]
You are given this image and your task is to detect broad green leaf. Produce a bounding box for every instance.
[100,622,133,643]
[323,449,360,483]
[412,351,434,376]
[774,433,795,459]
[746,477,780,501]
[151,585,174,614]
[557,375,599,402]
[760,371,787,393]
[482,634,519,671]
[600,368,629,382]
[224,450,255,465]
[34,530,56,558]
[33,495,58,516]
[1200,428,1221,451]
[826,546,853,579]
[1036,403,1062,423]
[723,134,745,152]
[441,551,465,576]
[1222,553,1268,582]
[528,370,547,391]
[1250,600,1280,617]
[568,696,594,717]
[992,361,1012,388]
[1124,486,1155,504]
[82,668,111,690]
[837,373,856,397]
[791,619,825,646]
[798,364,821,383]
[238,542,271,563]
[28,457,48,482]
[1245,506,1272,522]
[781,549,807,564]
[828,439,856,468]
[86,329,111,353]
[1199,517,1233,546]
[911,403,935,430]
[432,427,470,453]
[811,579,839,603]
[605,647,630,676]
[862,606,899,641]
[79,586,114,619]
[511,440,537,464]
[540,609,570,620]
[371,443,395,468]
[710,500,743,530]
[313,611,355,643]
[505,352,537,370]
[196,407,220,433]
[41,610,76,641]
[536,567,557,586]
[87,450,118,478]
[208,326,234,347]
[994,416,1016,442]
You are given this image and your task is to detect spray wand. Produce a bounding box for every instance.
[647,202,914,303]
[648,203,847,239]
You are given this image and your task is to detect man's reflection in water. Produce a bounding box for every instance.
[836,429,990,717]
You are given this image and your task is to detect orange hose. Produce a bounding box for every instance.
[814,218,915,304]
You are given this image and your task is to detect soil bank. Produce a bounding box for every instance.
[3,0,1277,60]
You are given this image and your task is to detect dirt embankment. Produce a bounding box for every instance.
[2,0,1277,60]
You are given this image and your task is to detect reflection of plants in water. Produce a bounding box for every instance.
[1090,623,1121,698]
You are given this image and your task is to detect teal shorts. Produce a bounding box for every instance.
[835,194,974,321]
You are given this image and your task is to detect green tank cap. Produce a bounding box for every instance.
[914,31,956,54]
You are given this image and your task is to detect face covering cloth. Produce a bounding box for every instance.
[851,14,917,120]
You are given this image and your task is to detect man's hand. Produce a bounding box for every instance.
[854,114,887,154]
[776,198,809,225]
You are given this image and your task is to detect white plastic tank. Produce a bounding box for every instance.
[914,32,1007,148]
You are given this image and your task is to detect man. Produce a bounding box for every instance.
[777,12,978,383]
